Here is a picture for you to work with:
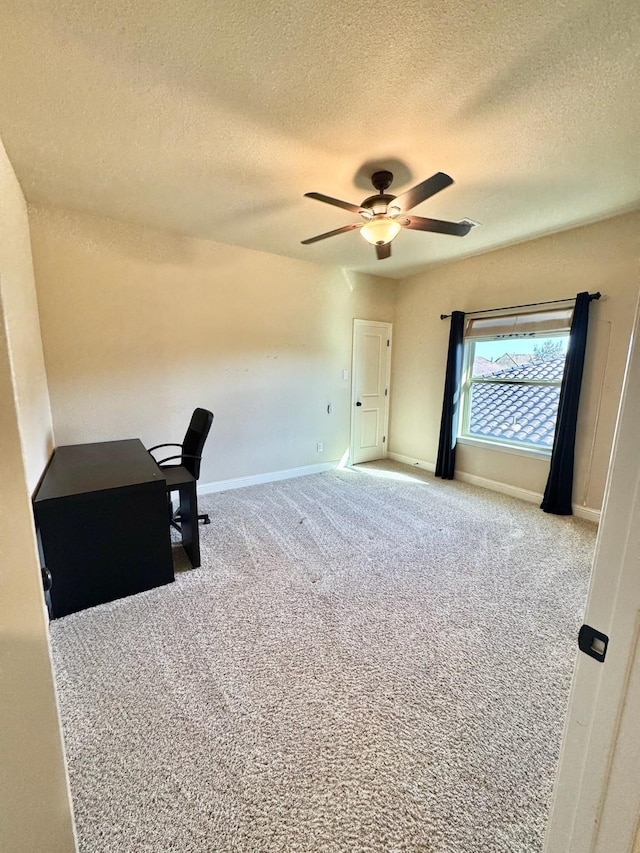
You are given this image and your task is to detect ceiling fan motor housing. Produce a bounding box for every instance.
[361,193,396,215]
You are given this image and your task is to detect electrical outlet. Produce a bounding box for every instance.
[342,369,349,381]
[317,442,323,453]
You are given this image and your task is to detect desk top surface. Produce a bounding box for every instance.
[34,439,165,503]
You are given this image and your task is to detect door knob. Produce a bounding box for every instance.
[356,401,362,406]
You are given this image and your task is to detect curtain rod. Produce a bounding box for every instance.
[440,292,601,320]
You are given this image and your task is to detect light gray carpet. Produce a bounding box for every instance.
[50,461,595,853]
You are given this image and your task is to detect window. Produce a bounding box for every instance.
[459,308,571,453]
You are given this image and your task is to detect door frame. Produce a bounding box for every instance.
[349,319,392,466]
[544,290,640,852]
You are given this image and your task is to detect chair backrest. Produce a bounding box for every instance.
[182,408,214,479]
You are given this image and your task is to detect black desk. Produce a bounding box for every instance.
[33,439,174,619]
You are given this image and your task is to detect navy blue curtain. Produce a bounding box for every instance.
[436,311,465,479]
[541,291,591,515]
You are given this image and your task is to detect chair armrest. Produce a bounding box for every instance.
[156,453,203,467]
[148,442,183,453]
[155,454,183,466]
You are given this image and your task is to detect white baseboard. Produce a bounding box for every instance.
[388,452,600,523]
[387,452,435,473]
[571,505,600,523]
[455,470,545,507]
[198,460,341,495]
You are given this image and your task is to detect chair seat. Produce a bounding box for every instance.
[161,465,196,489]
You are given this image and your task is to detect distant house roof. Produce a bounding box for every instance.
[468,357,566,447]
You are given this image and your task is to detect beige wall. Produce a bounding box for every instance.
[0,141,76,850]
[28,203,639,511]
[389,211,640,512]
[29,205,396,483]
[0,174,54,489]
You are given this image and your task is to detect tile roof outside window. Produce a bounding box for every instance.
[468,356,566,448]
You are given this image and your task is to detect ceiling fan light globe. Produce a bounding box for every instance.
[360,215,402,246]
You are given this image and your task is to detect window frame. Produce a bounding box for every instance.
[459,330,569,456]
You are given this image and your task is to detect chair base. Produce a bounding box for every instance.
[172,511,210,527]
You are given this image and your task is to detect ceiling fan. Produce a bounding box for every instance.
[301,170,474,260]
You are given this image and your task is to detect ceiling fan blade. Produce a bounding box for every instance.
[376,243,391,260]
[304,192,362,214]
[393,172,454,212]
[301,223,362,245]
[403,215,473,237]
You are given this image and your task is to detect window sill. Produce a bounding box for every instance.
[457,435,552,461]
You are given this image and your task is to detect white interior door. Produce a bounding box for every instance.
[544,291,640,853]
[350,320,392,465]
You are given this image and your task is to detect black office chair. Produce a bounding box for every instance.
[148,408,214,539]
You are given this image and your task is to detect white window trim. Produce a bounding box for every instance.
[457,434,552,460]
[459,330,568,456]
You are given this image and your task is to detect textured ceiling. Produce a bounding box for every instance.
[1,0,639,278]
